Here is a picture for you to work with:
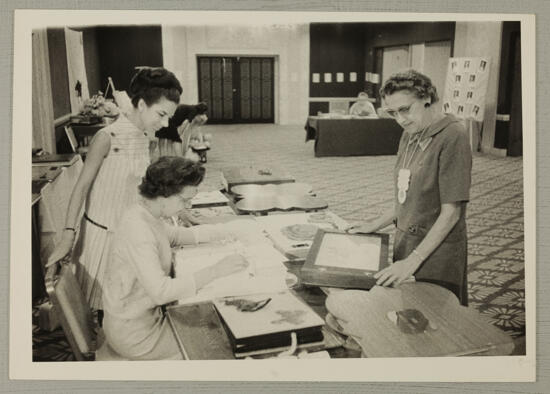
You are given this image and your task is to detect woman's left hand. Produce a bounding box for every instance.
[373,255,420,287]
[191,114,208,126]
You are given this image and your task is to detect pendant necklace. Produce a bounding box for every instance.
[398,128,427,204]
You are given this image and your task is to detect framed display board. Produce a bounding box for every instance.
[442,57,491,122]
[300,229,389,290]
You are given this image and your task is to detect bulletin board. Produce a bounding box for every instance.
[442,57,491,122]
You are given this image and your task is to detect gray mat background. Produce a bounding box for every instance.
[1,0,548,392]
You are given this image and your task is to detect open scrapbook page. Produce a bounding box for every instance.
[174,219,289,304]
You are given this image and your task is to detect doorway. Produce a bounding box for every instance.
[197,56,275,124]
[381,45,410,87]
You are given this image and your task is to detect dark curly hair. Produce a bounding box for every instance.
[379,69,439,104]
[138,156,205,199]
[128,67,183,108]
[155,102,209,142]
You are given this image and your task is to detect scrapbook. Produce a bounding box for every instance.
[254,211,349,258]
[300,229,390,290]
[213,290,325,353]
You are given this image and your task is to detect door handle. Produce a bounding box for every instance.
[232,89,237,93]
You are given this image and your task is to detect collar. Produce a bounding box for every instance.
[424,114,461,139]
[405,114,460,151]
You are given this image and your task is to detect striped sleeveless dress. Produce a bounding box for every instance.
[74,115,150,309]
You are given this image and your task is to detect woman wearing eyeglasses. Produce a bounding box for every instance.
[102,157,248,360]
[349,70,472,305]
[47,67,184,311]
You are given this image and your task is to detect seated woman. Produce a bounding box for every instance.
[155,102,210,160]
[349,92,378,117]
[102,156,248,360]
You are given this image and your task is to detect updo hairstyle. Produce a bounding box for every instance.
[379,69,439,104]
[128,67,183,108]
[139,156,205,199]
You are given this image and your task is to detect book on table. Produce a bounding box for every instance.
[221,166,295,192]
[212,290,325,354]
[32,153,79,167]
[235,194,328,213]
[254,211,349,259]
[190,190,229,207]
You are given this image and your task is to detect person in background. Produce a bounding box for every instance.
[348,70,472,306]
[102,156,248,360]
[155,102,211,160]
[47,67,183,312]
[349,92,378,117]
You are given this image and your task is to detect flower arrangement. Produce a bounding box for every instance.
[79,92,119,119]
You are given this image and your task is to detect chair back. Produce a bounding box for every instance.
[45,260,96,361]
[64,125,79,153]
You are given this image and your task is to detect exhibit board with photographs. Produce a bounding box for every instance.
[442,57,490,122]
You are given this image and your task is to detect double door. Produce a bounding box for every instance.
[198,56,274,124]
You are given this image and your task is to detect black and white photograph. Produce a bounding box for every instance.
[10,9,536,382]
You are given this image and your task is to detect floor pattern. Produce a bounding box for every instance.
[33,123,525,360]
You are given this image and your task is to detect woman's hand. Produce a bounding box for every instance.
[211,253,249,279]
[191,114,208,127]
[177,210,201,227]
[45,230,76,267]
[373,254,421,287]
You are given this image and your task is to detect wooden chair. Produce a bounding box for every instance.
[45,259,127,361]
[64,125,89,159]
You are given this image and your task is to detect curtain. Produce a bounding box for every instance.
[32,29,56,153]
[65,27,90,114]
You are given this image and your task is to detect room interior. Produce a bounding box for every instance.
[31,20,525,360]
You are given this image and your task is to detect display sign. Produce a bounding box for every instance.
[442,57,491,122]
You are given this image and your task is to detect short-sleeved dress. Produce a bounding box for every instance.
[102,204,198,360]
[73,114,150,310]
[392,114,472,305]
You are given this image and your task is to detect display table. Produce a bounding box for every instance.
[167,283,349,360]
[325,283,515,357]
[305,116,403,157]
[165,213,514,359]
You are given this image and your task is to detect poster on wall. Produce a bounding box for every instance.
[442,57,490,122]
[64,27,90,115]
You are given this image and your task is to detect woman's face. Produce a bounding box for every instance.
[382,91,430,134]
[163,185,199,217]
[138,96,178,140]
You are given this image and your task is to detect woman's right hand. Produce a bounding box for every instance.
[45,230,76,267]
[211,253,249,279]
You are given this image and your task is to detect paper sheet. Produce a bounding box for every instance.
[175,220,289,304]
[254,211,349,252]
[315,233,381,271]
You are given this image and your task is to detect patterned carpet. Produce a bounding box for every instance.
[33,123,525,360]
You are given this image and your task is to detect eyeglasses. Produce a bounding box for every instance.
[384,102,414,119]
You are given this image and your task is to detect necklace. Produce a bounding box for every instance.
[397,128,428,204]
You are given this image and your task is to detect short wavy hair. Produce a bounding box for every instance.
[128,67,183,108]
[138,156,205,199]
[379,69,439,104]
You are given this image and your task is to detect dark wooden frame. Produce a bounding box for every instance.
[300,229,390,290]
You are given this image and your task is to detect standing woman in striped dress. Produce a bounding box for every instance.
[47,67,183,311]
